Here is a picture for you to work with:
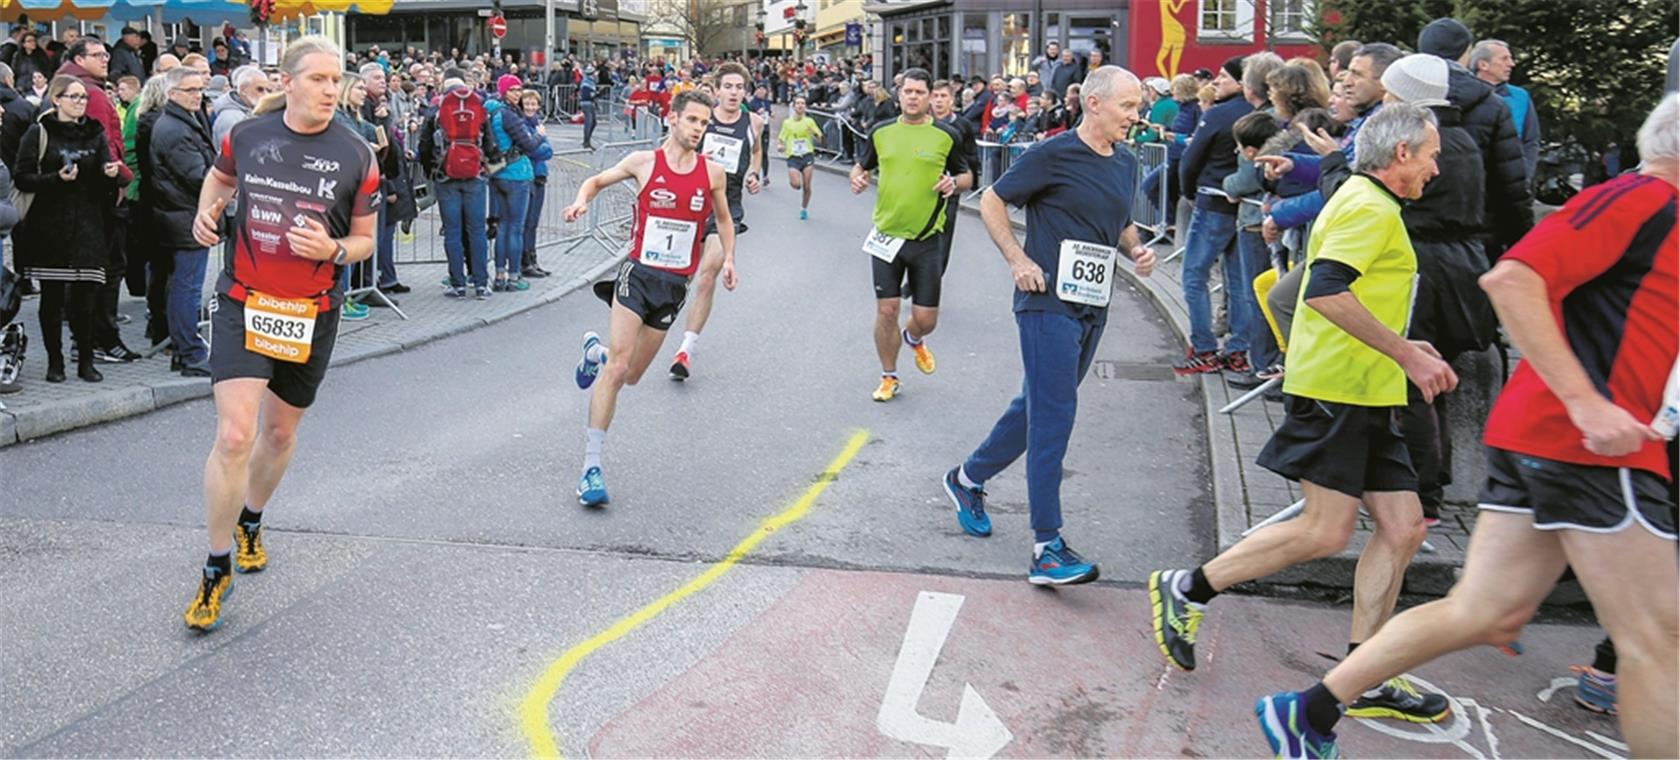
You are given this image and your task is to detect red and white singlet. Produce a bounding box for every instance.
[629,148,713,279]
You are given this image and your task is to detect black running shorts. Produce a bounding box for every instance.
[787,154,815,171]
[1478,447,1677,540]
[208,292,340,409]
[1257,395,1417,499]
[871,234,944,308]
[595,259,689,330]
[703,199,748,239]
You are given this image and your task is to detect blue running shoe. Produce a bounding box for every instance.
[799,208,808,220]
[577,467,609,507]
[576,331,603,390]
[1028,537,1099,585]
[1256,692,1341,759]
[1571,665,1618,715]
[944,467,991,537]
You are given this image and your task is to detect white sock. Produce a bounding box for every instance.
[679,330,699,356]
[957,466,980,490]
[1033,540,1054,559]
[583,428,606,472]
[586,344,609,364]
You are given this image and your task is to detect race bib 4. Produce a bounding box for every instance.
[701,133,745,174]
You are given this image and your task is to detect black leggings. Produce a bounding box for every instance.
[37,280,96,360]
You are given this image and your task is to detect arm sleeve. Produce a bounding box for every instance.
[1178,115,1213,201]
[1302,258,1361,299]
[1270,189,1324,230]
[12,127,54,192]
[854,124,879,171]
[1316,148,1353,203]
[1485,105,1535,251]
[352,157,382,218]
[0,160,20,235]
[941,125,968,178]
[1223,158,1263,197]
[1282,152,1321,184]
[1522,107,1541,181]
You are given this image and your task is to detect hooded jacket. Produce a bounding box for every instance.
[1443,62,1532,254]
[209,89,253,145]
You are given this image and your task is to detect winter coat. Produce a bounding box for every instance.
[133,106,162,209]
[1049,62,1079,102]
[1443,62,1532,254]
[108,43,145,83]
[0,84,36,166]
[1178,91,1251,211]
[14,114,122,278]
[56,61,127,173]
[209,90,254,146]
[10,49,49,93]
[485,99,550,182]
[0,159,20,237]
[1402,104,1496,360]
[146,102,216,250]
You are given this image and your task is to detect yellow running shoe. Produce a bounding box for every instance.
[911,342,936,374]
[183,565,233,632]
[872,375,901,402]
[234,522,267,573]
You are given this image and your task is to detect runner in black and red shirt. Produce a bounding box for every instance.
[564,89,736,508]
[182,36,381,633]
[1256,93,1679,759]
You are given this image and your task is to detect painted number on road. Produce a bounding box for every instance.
[876,591,1012,759]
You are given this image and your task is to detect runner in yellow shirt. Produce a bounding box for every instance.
[779,95,824,219]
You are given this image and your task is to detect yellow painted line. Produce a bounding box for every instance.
[518,429,871,758]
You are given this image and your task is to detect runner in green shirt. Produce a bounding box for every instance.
[777,95,823,219]
[849,68,971,402]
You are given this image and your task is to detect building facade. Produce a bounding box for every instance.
[864,0,1315,82]
[345,0,642,63]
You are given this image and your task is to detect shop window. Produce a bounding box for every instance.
[960,13,989,79]
[1198,0,1254,42]
[1000,12,1031,76]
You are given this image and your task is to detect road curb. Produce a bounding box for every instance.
[0,251,627,450]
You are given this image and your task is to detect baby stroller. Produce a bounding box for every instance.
[0,265,25,401]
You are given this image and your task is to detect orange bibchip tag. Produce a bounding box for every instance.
[243,291,317,364]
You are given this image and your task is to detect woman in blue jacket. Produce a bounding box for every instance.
[517,90,551,279]
[487,74,553,292]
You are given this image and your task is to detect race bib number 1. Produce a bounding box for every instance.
[1056,240,1116,307]
[638,217,699,270]
[243,291,317,364]
[863,227,906,263]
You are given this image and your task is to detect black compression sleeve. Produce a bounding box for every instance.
[1302,259,1362,299]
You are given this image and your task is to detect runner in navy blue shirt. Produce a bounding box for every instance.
[942,66,1157,586]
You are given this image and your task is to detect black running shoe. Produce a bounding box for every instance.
[1346,677,1451,723]
[1148,569,1206,671]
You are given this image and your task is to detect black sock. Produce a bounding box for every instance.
[1302,682,1343,735]
[1185,566,1219,605]
[1592,637,1618,675]
[239,506,263,528]
[205,551,232,574]
[1346,641,1361,656]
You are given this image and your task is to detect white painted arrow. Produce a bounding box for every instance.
[876,591,1013,759]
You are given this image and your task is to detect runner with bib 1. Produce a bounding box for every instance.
[941,66,1156,587]
[565,89,737,509]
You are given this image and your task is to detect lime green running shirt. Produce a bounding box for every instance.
[778,116,822,156]
[855,117,968,241]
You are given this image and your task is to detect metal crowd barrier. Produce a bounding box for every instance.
[544,84,579,123]
[966,140,1029,201]
[1129,141,1172,247]
[804,107,867,166]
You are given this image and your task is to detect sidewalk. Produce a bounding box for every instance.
[0,248,621,449]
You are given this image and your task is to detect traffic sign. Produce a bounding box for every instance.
[489,14,507,38]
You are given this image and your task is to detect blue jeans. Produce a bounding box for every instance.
[490,178,530,276]
[1181,206,1252,355]
[522,178,546,267]
[963,311,1106,542]
[168,248,209,364]
[1237,228,1279,369]
[437,178,489,288]
[375,202,398,288]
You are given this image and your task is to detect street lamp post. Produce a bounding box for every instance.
[793,0,807,63]
[755,4,766,61]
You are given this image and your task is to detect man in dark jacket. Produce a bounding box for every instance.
[1173,55,1253,376]
[1417,18,1533,258]
[108,28,146,83]
[0,64,36,167]
[147,67,216,376]
[1048,49,1079,103]
[358,62,408,298]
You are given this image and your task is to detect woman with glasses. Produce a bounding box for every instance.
[333,71,384,321]
[13,75,130,383]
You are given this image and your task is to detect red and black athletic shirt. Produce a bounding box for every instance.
[213,110,381,304]
[1483,173,1678,479]
[629,148,712,279]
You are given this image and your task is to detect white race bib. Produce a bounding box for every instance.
[1056,240,1115,307]
[863,227,906,263]
[638,217,699,271]
[701,133,744,173]
[790,138,811,156]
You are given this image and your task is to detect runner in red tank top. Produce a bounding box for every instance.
[561,89,737,507]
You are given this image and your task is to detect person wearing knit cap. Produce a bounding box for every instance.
[1417,18,1533,258]
[1379,53,1450,108]
[496,73,521,98]
[485,73,552,293]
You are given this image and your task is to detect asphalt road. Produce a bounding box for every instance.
[0,167,1618,758]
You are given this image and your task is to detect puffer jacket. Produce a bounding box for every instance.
[1443,62,1532,254]
[146,102,215,250]
[1403,104,1496,360]
[486,99,551,182]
